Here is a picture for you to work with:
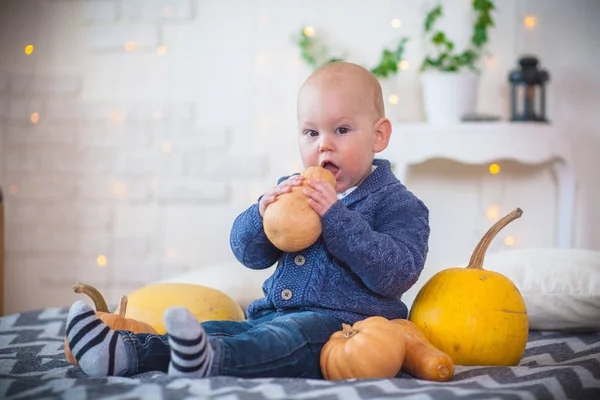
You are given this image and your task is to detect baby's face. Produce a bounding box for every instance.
[297,76,381,193]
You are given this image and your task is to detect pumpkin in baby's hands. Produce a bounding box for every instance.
[263,166,336,252]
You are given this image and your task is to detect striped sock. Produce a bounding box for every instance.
[65,300,130,377]
[164,307,213,377]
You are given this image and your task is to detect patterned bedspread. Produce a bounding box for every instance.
[0,307,599,399]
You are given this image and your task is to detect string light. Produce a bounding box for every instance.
[156,45,167,56]
[162,6,172,17]
[486,205,501,221]
[24,44,34,55]
[154,109,163,121]
[111,111,124,125]
[489,163,500,174]
[30,112,39,124]
[388,94,399,105]
[390,18,402,28]
[124,41,136,52]
[524,15,537,29]
[9,185,19,195]
[111,182,127,198]
[398,60,409,70]
[303,26,315,37]
[259,15,269,25]
[504,236,515,246]
[162,142,172,154]
[97,255,108,266]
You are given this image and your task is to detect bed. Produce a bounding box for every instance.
[0,306,598,400]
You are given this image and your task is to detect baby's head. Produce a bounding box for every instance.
[296,61,391,193]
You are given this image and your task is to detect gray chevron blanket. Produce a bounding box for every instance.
[0,307,599,400]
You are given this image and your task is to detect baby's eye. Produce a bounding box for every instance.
[336,127,349,134]
[305,130,318,137]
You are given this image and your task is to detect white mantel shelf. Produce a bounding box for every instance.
[380,122,576,249]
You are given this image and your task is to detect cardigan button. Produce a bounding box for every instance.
[294,255,306,266]
[281,289,293,300]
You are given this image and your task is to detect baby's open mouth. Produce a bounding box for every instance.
[321,161,340,176]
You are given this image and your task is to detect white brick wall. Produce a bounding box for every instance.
[1,0,599,315]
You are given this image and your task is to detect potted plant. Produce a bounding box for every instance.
[419,0,495,123]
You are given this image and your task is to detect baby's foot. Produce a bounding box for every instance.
[164,307,213,377]
[66,301,130,377]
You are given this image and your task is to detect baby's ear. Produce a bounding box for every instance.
[373,118,392,153]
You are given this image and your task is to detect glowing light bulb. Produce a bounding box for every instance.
[157,45,167,56]
[124,41,136,52]
[504,236,515,246]
[524,15,537,29]
[489,163,500,174]
[97,255,108,266]
[398,60,409,70]
[162,142,172,154]
[388,94,399,105]
[111,182,127,198]
[390,19,402,28]
[303,26,315,37]
[9,185,19,194]
[486,205,501,221]
[162,6,172,17]
[24,44,34,55]
[30,112,39,124]
[111,111,124,125]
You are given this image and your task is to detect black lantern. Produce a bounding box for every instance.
[508,56,550,122]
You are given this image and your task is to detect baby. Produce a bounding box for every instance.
[65,61,430,379]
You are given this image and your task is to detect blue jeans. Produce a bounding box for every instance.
[118,310,344,378]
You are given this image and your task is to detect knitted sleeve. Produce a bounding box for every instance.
[320,188,430,298]
[229,203,282,270]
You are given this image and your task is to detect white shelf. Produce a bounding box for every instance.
[380,122,576,248]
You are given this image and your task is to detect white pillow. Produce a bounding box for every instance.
[404,248,600,332]
[155,261,273,313]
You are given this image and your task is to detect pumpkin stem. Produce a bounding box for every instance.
[118,296,128,317]
[467,208,523,270]
[342,323,358,339]
[72,283,110,312]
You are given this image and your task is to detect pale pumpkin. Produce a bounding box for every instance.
[320,316,406,380]
[64,284,157,365]
[409,208,529,366]
[263,166,336,252]
[115,282,246,334]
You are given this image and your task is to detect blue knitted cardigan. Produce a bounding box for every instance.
[229,159,430,324]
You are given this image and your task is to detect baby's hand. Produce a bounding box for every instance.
[259,175,305,217]
[304,179,338,216]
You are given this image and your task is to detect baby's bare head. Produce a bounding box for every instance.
[297,62,384,121]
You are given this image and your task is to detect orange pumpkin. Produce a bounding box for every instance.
[64,284,157,365]
[391,319,454,381]
[263,166,336,252]
[320,316,406,380]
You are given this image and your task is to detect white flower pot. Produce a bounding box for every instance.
[420,71,478,124]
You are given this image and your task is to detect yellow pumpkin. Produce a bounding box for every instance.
[409,208,529,366]
[263,166,336,252]
[320,316,406,380]
[65,285,157,365]
[115,283,246,334]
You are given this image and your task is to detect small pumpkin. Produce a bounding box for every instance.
[64,284,157,365]
[116,282,246,334]
[409,208,529,366]
[263,166,336,252]
[391,319,454,381]
[320,316,406,380]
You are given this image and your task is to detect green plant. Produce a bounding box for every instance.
[294,28,409,79]
[420,0,495,72]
